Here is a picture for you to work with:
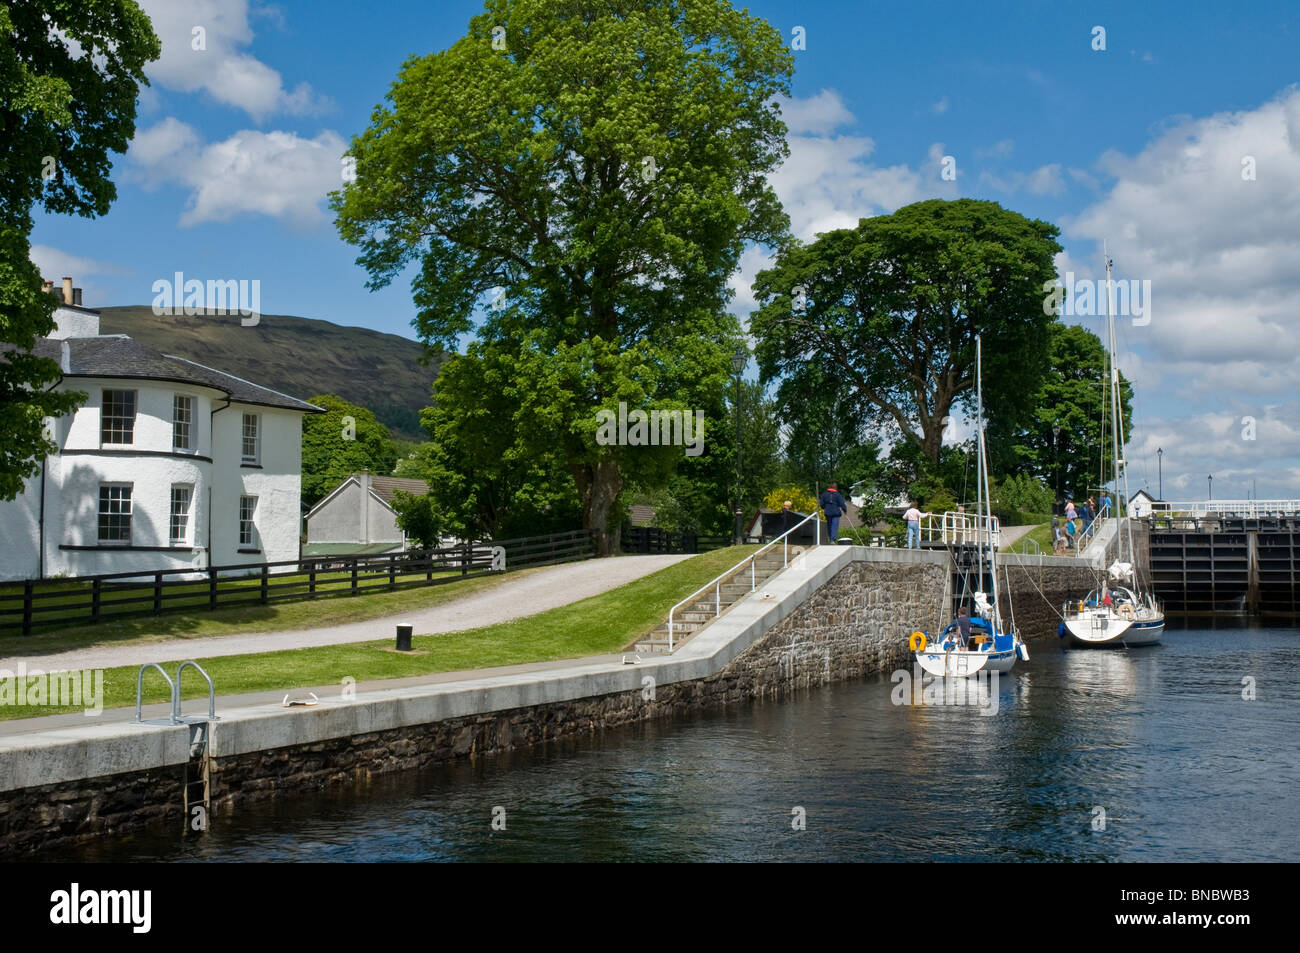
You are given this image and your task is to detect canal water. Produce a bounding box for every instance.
[52,619,1300,862]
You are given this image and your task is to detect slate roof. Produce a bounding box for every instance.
[367,476,430,503]
[31,334,322,413]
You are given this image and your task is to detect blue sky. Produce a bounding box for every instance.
[31,0,1300,499]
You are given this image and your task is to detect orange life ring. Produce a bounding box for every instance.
[909,631,927,652]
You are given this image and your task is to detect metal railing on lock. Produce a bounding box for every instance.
[1072,515,1109,555]
[1151,499,1300,519]
[135,659,219,725]
[666,511,821,652]
[920,511,1000,548]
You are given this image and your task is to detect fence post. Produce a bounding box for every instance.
[91,577,102,623]
[22,581,33,636]
[462,541,470,576]
[309,561,316,598]
[350,560,358,595]
[260,563,269,604]
[426,549,433,582]
[153,572,163,614]
[209,568,217,609]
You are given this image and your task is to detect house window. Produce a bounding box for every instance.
[170,485,193,544]
[98,484,132,543]
[241,413,260,464]
[101,389,137,445]
[173,395,194,450]
[239,495,258,547]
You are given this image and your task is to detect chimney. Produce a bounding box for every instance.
[41,280,54,296]
[61,277,73,305]
[72,287,82,306]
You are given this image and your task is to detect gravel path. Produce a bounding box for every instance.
[3,554,693,674]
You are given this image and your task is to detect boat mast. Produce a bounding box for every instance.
[1104,246,1134,570]
[976,336,999,630]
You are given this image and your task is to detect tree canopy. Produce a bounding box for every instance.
[750,199,1063,466]
[301,394,399,506]
[0,0,159,500]
[331,0,795,552]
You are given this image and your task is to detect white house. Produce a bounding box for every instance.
[1128,489,1157,518]
[304,472,430,557]
[0,280,322,581]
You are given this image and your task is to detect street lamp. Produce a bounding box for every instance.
[732,345,748,544]
[1052,423,1061,503]
[1208,474,1213,502]
[1157,447,1163,501]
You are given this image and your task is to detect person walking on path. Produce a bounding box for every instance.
[903,501,931,549]
[1065,515,1077,550]
[1099,491,1112,518]
[819,483,848,544]
[1080,498,1094,534]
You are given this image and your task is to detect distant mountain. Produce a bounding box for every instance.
[96,306,444,441]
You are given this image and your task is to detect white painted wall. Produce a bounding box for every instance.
[306,478,404,545]
[0,374,309,581]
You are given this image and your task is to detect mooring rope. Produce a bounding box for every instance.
[1008,559,1067,622]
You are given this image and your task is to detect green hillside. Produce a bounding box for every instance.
[96,306,443,440]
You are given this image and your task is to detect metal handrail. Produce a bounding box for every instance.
[667,511,820,652]
[1151,500,1300,518]
[175,660,218,722]
[921,510,1000,548]
[136,663,176,724]
[1017,537,1041,555]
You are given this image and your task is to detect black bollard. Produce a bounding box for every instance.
[395,623,413,652]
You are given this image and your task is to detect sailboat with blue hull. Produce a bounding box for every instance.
[912,336,1028,678]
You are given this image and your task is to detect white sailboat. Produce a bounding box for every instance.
[1060,249,1164,647]
[913,337,1028,677]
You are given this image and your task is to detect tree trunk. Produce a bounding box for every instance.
[573,459,624,556]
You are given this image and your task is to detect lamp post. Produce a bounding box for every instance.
[1052,423,1061,503]
[732,345,747,544]
[1157,447,1163,501]
[1208,474,1213,502]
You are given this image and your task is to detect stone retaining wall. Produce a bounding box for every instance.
[0,549,1092,855]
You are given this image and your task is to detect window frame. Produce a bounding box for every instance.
[172,394,195,452]
[238,495,258,548]
[241,413,260,465]
[100,389,138,446]
[169,484,193,545]
[97,483,133,545]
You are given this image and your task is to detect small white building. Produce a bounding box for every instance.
[304,472,431,557]
[1128,489,1157,518]
[0,282,322,581]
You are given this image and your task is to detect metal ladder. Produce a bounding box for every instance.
[136,660,218,834]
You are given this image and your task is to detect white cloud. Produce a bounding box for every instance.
[729,91,958,316]
[931,97,950,115]
[137,0,328,121]
[28,246,129,308]
[1066,86,1300,374]
[127,118,348,228]
[776,89,855,135]
[975,139,1014,159]
[980,162,1066,196]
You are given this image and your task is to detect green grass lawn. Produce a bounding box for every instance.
[1003,522,1055,554]
[0,546,756,721]
[0,565,552,659]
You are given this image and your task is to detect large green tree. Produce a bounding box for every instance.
[750,199,1063,467]
[301,394,399,506]
[0,1,159,500]
[331,0,794,554]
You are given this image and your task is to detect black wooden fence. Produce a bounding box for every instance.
[620,525,730,554]
[0,528,594,635]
